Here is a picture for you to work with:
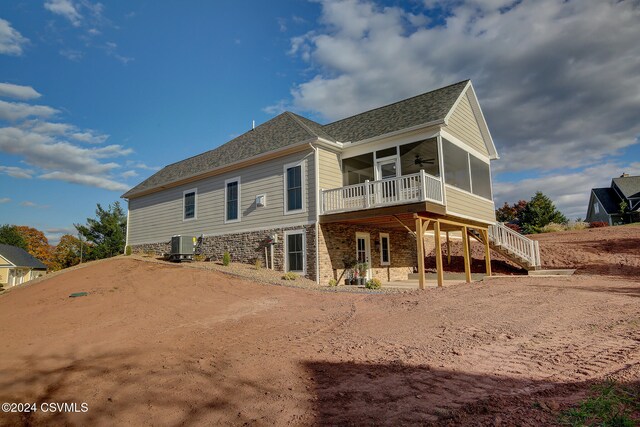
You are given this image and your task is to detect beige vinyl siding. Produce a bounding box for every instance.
[128,150,316,245]
[446,93,489,156]
[0,267,8,285]
[445,185,496,223]
[318,147,342,190]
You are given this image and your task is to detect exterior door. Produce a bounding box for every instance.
[355,232,371,279]
[375,157,399,203]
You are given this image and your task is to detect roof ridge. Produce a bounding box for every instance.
[324,79,470,127]
[283,111,318,139]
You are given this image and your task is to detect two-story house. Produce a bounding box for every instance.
[586,174,640,225]
[123,80,540,288]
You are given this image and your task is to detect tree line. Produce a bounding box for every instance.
[496,191,568,234]
[0,201,127,271]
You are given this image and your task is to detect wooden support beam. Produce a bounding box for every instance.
[461,225,472,283]
[415,218,425,290]
[434,220,444,287]
[481,229,492,277]
[446,231,451,265]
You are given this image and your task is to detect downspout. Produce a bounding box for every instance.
[125,199,130,253]
[310,142,321,284]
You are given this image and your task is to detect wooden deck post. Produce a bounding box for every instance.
[446,231,451,265]
[482,229,492,277]
[434,220,444,287]
[415,218,425,290]
[461,226,471,283]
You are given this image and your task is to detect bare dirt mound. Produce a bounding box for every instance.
[0,257,638,426]
[427,224,640,277]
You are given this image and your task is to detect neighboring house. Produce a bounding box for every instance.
[586,174,640,225]
[0,244,47,288]
[124,80,539,287]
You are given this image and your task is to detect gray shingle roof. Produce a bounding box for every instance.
[323,80,469,142]
[592,187,621,215]
[123,80,470,198]
[612,175,640,199]
[0,244,47,269]
[123,112,326,198]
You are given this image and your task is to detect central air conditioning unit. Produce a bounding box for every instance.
[169,235,196,262]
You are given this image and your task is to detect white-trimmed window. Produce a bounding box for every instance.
[225,177,241,223]
[379,233,390,266]
[285,230,305,273]
[593,202,600,214]
[284,161,305,214]
[183,188,197,221]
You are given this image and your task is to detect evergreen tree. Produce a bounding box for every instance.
[520,192,567,234]
[0,224,27,249]
[75,202,127,259]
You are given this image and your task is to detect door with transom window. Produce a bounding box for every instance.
[355,232,371,279]
[375,157,399,204]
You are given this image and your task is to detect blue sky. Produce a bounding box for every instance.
[1,0,639,243]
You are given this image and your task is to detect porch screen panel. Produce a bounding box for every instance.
[342,153,374,186]
[469,155,492,199]
[287,233,304,272]
[442,139,471,192]
[400,137,439,177]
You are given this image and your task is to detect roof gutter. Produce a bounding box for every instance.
[124,137,319,199]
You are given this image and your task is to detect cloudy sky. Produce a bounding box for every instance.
[1,0,639,243]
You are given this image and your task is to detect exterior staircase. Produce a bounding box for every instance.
[482,222,541,270]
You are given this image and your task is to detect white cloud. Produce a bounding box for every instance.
[60,48,83,61]
[104,41,134,64]
[44,0,83,27]
[0,165,34,179]
[39,171,129,191]
[22,119,108,144]
[20,200,49,209]
[0,100,59,121]
[494,162,640,219]
[0,83,41,100]
[121,170,138,178]
[127,161,160,171]
[281,0,640,174]
[0,18,28,56]
[0,197,11,204]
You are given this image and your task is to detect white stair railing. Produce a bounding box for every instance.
[487,222,541,268]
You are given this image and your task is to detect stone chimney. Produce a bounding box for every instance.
[620,172,630,178]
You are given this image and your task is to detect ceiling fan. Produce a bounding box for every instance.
[414,154,435,167]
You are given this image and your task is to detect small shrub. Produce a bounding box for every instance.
[366,278,382,289]
[328,278,337,287]
[125,245,132,256]
[255,258,263,270]
[282,271,298,281]
[222,251,231,266]
[193,254,205,262]
[589,221,609,228]
[566,220,589,231]
[540,222,566,233]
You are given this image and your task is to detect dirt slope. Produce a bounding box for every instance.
[0,228,639,426]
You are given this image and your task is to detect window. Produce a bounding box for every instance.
[380,233,390,265]
[342,153,374,185]
[225,177,240,223]
[183,189,196,220]
[594,202,600,214]
[285,230,305,273]
[442,139,471,192]
[469,155,492,199]
[285,162,304,213]
[399,138,440,177]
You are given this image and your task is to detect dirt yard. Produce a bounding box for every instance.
[0,226,639,426]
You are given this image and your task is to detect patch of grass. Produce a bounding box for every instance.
[559,380,639,426]
[255,258,263,270]
[282,272,298,281]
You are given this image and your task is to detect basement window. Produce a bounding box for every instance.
[285,230,305,273]
[183,189,196,220]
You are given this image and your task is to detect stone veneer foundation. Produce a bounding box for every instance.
[131,224,317,281]
[317,223,419,284]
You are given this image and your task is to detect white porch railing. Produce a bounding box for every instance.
[487,222,541,268]
[321,170,443,215]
